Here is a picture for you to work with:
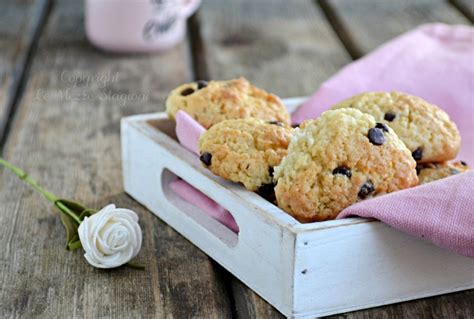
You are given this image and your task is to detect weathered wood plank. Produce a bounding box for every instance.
[323,0,471,56]
[0,0,231,317]
[326,290,474,319]
[195,0,351,317]
[231,280,284,319]
[450,0,474,22]
[0,0,50,146]
[196,0,351,98]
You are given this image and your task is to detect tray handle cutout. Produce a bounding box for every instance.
[160,168,240,248]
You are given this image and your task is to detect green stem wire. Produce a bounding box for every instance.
[1,158,145,269]
[55,201,82,224]
[0,158,82,224]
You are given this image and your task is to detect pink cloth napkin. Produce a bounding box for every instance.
[293,23,474,163]
[170,179,239,233]
[171,23,474,257]
[337,172,474,257]
[176,111,205,155]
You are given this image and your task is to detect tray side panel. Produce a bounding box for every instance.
[121,119,297,316]
[292,221,474,318]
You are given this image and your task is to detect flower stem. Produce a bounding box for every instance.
[125,262,145,270]
[0,157,81,224]
[55,201,82,224]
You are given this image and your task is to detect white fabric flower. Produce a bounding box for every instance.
[78,204,142,268]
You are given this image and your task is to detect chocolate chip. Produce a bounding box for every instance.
[332,166,352,178]
[460,161,468,166]
[268,166,274,177]
[269,121,284,127]
[181,88,194,96]
[291,123,300,128]
[451,169,460,175]
[384,112,396,122]
[416,164,424,174]
[358,180,375,199]
[199,152,212,166]
[197,80,208,89]
[375,122,389,132]
[368,128,385,145]
[257,183,276,203]
[412,147,423,161]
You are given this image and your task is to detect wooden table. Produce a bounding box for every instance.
[0,0,473,317]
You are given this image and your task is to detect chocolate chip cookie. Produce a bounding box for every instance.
[166,77,290,129]
[331,92,461,163]
[418,161,470,184]
[274,108,418,222]
[199,118,293,192]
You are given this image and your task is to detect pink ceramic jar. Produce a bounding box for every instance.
[85,0,201,53]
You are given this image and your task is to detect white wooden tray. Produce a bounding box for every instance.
[121,98,474,318]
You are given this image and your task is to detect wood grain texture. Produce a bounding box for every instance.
[195,0,351,98]
[0,0,231,317]
[450,0,474,22]
[0,0,50,146]
[324,0,471,55]
[326,290,474,319]
[231,279,284,319]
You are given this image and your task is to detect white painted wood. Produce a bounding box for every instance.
[293,222,474,318]
[121,98,474,318]
[121,114,297,315]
